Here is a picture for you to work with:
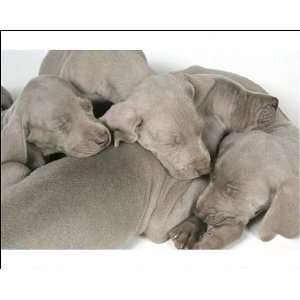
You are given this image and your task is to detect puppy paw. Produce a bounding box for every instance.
[168,216,207,249]
[192,238,219,250]
[192,232,220,249]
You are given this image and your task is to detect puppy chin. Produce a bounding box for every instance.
[64,145,107,158]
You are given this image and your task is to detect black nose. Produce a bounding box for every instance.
[95,131,110,146]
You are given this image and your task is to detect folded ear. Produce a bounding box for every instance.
[185,73,278,129]
[226,89,278,131]
[259,177,299,241]
[183,74,216,109]
[250,93,279,127]
[100,105,142,147]
[1,114,28,164]
[112,116,143,147]
[113,129,137,147]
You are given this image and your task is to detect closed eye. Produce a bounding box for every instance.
[224,183,240,197]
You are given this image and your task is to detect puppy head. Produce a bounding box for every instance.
[199,130,299,241]
[101,74,211,180]
[16,76,111,158]
[195,131,273,226]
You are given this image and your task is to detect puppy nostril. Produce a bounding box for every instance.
[95,132,110,146]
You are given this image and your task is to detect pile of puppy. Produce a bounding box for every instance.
[1,50,299,249]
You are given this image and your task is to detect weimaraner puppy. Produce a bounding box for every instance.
[39,50,154,102]
[1,143,208,249]
[169,128,299,249]
[101,69,278,179]
[1,69,286,249]
[1,75,111,188]
[1,86,14,111]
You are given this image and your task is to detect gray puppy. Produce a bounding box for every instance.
[1,143,208,249]
[1,86,14,111]
[169,128,299,249]
[101,69,278,179]
[1,75,111,188]
[39,50,154,102]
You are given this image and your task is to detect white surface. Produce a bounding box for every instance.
[1,0,300,30]
[2,49,300,124]
[1,32,300,300]
[1,50,299,251]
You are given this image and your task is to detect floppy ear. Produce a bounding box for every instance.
[183,74,216,109]
[100,105,142,147]
[1,114,28,164]
[113,130,136,147]
[185,74,278,129]
[112,113,143,147]
[259,177,299,241]
[250,93,278,128]
[228,85,278,129]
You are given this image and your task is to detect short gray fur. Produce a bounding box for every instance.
[39,50,155,103]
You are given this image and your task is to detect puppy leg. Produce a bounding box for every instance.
[193,224,244,249]
[169,216,207,249]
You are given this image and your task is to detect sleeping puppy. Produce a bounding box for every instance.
[1,86,14,111]
[101,70,278,180]
[1,75,111,188]
[1,143,208,249]
[169,128,299,249]
[39,50,154,103]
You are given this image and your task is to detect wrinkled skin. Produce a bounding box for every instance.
[1,75,111,168]
[101,72,278,180]
[170,130,299,249]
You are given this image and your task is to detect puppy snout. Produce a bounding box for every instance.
[94,130,111,147]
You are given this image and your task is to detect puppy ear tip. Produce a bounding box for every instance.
[259,230,275,242]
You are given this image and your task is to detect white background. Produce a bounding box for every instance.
[1,31,300,300]
[0,0,300,30]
